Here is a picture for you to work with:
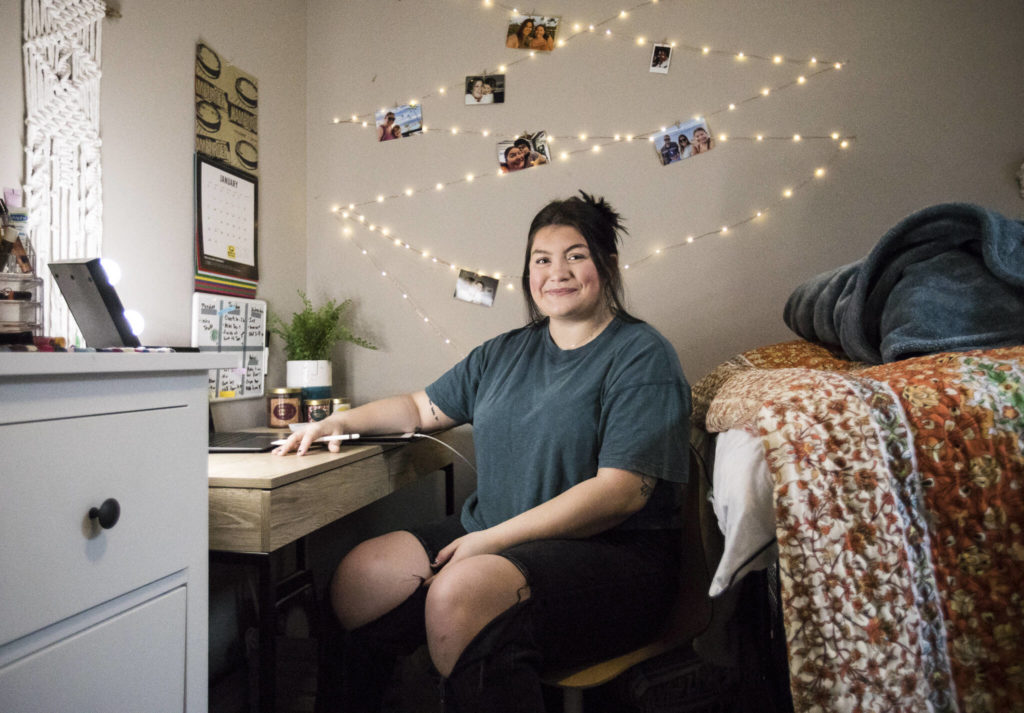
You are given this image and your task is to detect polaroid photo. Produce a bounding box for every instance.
[454,270,499,307]
[497,131,550,173]
[505,15,561,51]
[374,104,423,142]
[650,44,672,73]
[465,75,506,105]
[653,118,716,166]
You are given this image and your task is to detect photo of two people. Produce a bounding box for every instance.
[496,131,550,174]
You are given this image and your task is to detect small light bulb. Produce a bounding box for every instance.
[686,236,694,243]
[815,168,826,178]
[840,140,849,148]
[636,36,645,45]
[332,117,340,124]
[100,259,121,286]
[405,188,414,196]
[499,65,507,72]
[466,173,474,182]
[831,132,840,140]
[792,134,802,142]
[783,188,793,198]
[620,10,628,18]
[773,55,783,64]
[756,134,764,141]
[761,88,770,96]
[797,76,807,84]
[702,46,710,55]
[377,194,384,202]
[721,226,729,234]
[737,51,746,60]
[728,103,736,110]
[436,183,444,190]
[393,238,402,246]
[451,127,458,134]
[123,309,145,336]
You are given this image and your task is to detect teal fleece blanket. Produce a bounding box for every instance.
[783,203,1024,363]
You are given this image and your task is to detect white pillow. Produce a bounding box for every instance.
[709,428,779,596]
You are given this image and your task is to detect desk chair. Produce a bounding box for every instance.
[542,443,722,713]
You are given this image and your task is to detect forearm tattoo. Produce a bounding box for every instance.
[639,475,655,498]
[428,399,440,422]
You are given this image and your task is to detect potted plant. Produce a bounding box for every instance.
[269,291,376,393]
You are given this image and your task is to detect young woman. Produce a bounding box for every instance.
[276,192,691,712]
[506,18,535,49]
[377,112,398,141]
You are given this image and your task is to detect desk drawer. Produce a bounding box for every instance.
[0,409,205,644]
[0,586,186,712]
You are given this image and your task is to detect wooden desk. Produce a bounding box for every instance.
[209,435,456,713]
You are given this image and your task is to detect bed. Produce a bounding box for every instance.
[692,337,1024,713]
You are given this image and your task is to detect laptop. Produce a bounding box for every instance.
[208,408,288,453]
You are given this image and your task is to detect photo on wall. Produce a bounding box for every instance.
[653,118,716,166]
[454,270,498,307]
[504,15,560,51]
[375,104,423,142]
[497,131,550,173]
[465,74,506,105]
[650,44,672,73]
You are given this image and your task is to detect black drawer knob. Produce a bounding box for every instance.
[88,498,121,529]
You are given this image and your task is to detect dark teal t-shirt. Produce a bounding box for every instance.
[425,317,691,532]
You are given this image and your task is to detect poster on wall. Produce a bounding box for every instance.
[195,42,259,176]
[194,42,259,297]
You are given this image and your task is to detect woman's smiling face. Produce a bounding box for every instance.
[528,225,604,322]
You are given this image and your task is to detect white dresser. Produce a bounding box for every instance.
[0,353,233,713]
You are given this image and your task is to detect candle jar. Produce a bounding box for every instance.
[267,388,302,428]
[303,399,332,422]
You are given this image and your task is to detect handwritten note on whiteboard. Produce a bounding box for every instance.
[191,293,267,400]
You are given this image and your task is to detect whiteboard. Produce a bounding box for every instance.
[190,293,266,400]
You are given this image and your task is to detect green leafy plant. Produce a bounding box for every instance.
[269,291,377,361]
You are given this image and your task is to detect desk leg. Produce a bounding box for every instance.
[210,550,277,713]
[255,553,277,713]
[444,463,455,516]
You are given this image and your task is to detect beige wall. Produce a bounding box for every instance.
[2,0,1023,408]
[306,0,1024,403]
[0,0,307,429]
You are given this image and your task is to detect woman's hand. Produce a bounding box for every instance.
[426,529,505,582]
[272,417,347,456]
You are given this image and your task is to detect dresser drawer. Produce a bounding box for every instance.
[0,408,205,644]
[0,586,186,712]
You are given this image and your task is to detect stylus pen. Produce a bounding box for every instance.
[271,433,360,446]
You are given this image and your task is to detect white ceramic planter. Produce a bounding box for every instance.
[286,359,332,389]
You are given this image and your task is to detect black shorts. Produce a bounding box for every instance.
[405,514,682,668]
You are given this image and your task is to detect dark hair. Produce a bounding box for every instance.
[521,191,639,325]
[517,18,535,42]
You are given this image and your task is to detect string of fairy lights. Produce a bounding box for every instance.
[331,0,844,127]
[330,139,853,355]
[325,1,854,352]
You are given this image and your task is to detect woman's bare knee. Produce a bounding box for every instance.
[331,530,432,630]
[424,555,529,676]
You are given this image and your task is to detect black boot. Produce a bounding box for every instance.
[442,601,547,713]
[316,585,430,713]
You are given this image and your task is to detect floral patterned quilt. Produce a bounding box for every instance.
[692,340,1024,713]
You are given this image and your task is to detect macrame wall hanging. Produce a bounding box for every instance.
[23,0,106,345]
